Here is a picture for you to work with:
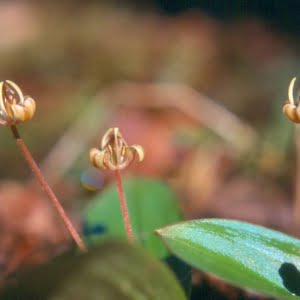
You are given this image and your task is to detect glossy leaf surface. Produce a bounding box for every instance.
[157,219,300,300]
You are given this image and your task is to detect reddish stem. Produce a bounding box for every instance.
[114,169,134,242]
[11,125,87,253]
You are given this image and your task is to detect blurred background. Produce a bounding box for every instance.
[1,1,300,299]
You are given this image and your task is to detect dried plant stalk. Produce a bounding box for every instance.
[114,169,134,242]
[11,125,87,253]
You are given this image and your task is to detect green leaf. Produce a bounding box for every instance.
[1,241,186,300]
[84,177,183,258]
[83,178,191,296]
[157,219,300,300]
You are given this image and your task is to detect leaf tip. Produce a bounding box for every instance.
[155,228,163,236]
[155,225,172,239]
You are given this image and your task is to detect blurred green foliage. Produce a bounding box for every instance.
[84,177,183,258]
[1,240,186,300]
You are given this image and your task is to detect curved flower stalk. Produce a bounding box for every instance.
[0,80,87,252]
[89,128,144,242]
[283,77,300,123]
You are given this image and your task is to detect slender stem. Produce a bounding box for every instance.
[114,169,134,242]
[294,126,300,226]
[11,125,87,253]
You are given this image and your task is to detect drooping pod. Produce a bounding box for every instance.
[283,77,300,123]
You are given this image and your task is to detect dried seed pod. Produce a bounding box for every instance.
[0,80,36,126]
[283,77,300,123]
[90,127,144,171]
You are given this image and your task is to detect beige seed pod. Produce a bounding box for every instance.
[283,103,300,123]
[23,97,36,120]
[0,80,36,126]
[89,127,145,171]
[283,77,300,123]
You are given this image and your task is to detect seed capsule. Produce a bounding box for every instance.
[283,77,300,123]
[89,127,144,171]
[0,80,36,126]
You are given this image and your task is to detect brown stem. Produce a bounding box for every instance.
[114,169,134,242]
[294,126,300,226]
[11,125,87,253]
